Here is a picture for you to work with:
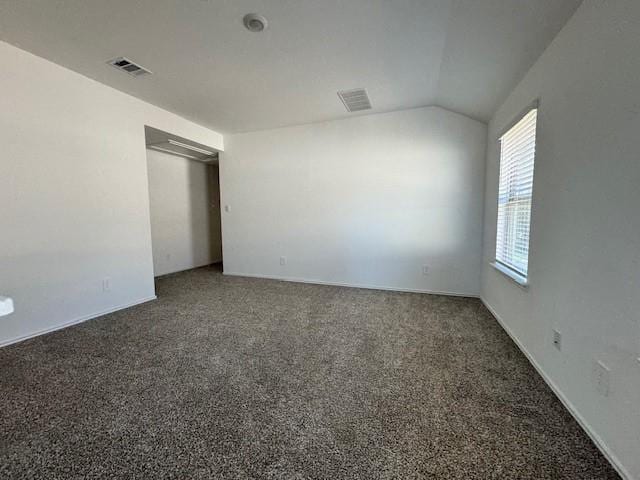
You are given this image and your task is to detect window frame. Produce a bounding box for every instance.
[492,100,539,288]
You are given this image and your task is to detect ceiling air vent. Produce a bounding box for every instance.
[107,57,152,77]
[338,88,372,112]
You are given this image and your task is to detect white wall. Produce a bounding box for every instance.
[221,106,487,296]
[147,150,222,276]
[480,1,640,478]
[0,41,223,347]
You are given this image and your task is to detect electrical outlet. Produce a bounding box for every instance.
[280,256,286,266]
[102,277,111,292]
[422,265,430,276]
[592,360,611,397]
[552,329,562,351]
[224,205,231,213]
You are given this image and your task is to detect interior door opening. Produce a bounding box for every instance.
[144,126,222,278]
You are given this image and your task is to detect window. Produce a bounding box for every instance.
[495,106,537,283]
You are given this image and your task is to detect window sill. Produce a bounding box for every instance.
[490,262,529,289]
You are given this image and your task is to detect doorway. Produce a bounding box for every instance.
[144,126,222,277]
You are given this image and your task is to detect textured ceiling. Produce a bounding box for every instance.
[0,0,582,133]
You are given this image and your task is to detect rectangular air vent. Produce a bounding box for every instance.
[107,57,152,77]
[338,88,372,112]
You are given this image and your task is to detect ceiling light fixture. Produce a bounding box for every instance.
[243,13,268,32]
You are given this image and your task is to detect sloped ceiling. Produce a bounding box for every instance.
[0,0,582,133]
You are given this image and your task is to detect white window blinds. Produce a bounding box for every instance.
[496,107,537,278]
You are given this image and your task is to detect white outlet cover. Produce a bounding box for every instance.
[224,205,231,213]
[0,296,14,316]
[593,360,611,397]
[552,329,562,351]
[280,256,286,266]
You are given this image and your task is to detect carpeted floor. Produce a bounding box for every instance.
[0,266,619,479]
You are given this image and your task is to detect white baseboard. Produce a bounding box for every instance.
[0,295,157,349]
[223,271,479,298]
[480,298,632,480]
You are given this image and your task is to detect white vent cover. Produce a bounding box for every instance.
[338,88,372,112]
[108,57,152,77]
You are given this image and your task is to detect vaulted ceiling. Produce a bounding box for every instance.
[0,0,582,133]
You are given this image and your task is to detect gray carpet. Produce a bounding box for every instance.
[0,265,619,479]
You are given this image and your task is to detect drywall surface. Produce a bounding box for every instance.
[147,150,222,276]
[480,1,640,478]
[0,41,223,346]
[221,106,487,296]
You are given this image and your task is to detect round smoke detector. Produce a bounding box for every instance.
[243,13,268,32]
